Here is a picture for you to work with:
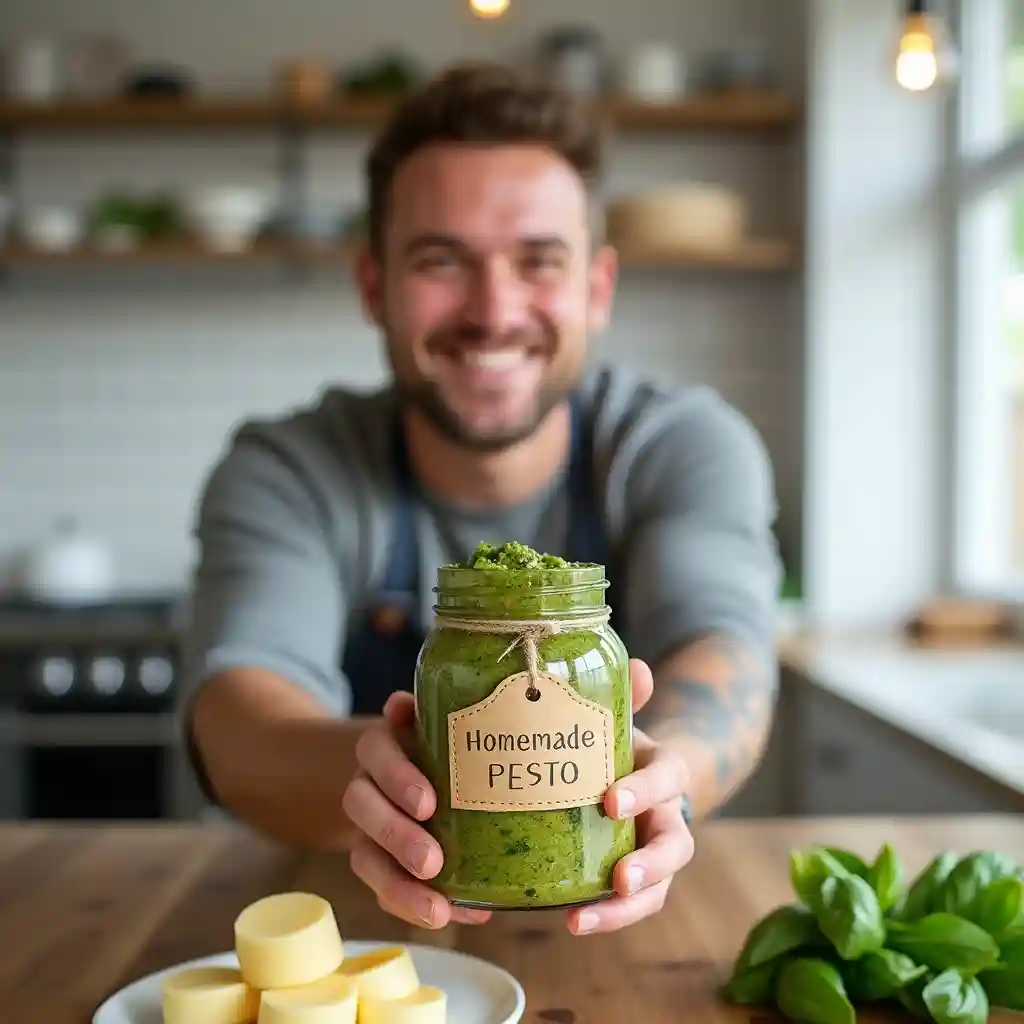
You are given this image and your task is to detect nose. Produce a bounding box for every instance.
[463,258,531,336]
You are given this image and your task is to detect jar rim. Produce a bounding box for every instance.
[433,561,609,618]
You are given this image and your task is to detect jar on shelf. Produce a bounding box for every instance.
[414,544,635,911]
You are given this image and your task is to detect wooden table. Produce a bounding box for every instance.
[4,815,1024,1024]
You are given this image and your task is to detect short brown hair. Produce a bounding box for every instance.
[365,61,606,255]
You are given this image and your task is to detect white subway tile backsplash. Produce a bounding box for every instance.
[1,277,801,592]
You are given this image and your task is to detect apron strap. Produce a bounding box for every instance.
[565,394,610,568]
[377,415,421,607]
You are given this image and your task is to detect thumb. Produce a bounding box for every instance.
[629,658,654,714]
[383,690,416,728]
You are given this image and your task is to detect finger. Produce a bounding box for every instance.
[381,692,425,763]
[383,690,416,728]
[341,775,443,879]
[376,892,489,929]
[567,878,671,935]
[350,836,452,930]
[605,747,689,820]
[613,805,694,896]
[450,905,493,925]
[629,658,654,714]
[355,723,436,821]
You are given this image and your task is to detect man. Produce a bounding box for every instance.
[181,61,782,939]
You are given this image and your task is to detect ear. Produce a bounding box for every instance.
[586,243,618,335]
[354,244,385,326]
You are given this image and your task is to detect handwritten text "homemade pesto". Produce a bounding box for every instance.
[463,725,597,789]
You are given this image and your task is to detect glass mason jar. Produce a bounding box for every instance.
[414,560,635,911]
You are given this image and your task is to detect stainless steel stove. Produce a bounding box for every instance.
[0,595,202,822]
[0,596,182,712]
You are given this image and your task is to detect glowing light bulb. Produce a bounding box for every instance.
[896,29,939,91]
[470,0,509,18]
[893,4,958,93]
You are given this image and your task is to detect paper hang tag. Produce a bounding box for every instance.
[447,671,616,812]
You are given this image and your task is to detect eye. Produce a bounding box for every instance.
[521,251,566,274]
[415,250,462,273]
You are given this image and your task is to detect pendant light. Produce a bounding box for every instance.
[894,0,959,93]
[470,0,510,18]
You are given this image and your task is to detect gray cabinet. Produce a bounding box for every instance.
[790,681,1024,816]
[718,669,1024,819]
[720,668,800,818]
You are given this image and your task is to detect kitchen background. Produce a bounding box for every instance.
[0,0,807,596]
[2,0,1021,827]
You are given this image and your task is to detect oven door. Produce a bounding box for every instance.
[10,713,179,820]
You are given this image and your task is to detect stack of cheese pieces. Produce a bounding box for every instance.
[161,891,447,1024]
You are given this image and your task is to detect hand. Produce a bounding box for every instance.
[343,660,693,934]
[342,692,493,930]
[565,658,695,936]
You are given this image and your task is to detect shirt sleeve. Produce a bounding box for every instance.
[178,422,352,723]
[616,389,783,668]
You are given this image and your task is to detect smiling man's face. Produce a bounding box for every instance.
[361,142,616,452]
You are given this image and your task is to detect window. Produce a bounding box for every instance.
[953,0,1024,596]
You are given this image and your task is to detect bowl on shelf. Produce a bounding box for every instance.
[20,206,86,252]
[93,223,141,252]
[184,186,273,253]
[605,182,748,258]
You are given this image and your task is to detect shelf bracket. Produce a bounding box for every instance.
[0,127,16,288]
[278,116,309,284]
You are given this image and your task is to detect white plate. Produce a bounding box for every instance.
[94,939,526,1024]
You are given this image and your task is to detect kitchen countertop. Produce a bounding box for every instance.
[779,629,1024,795]
[6,816,1024,1023]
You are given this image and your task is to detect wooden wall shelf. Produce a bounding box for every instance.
[0,89,800,133]
[0,240,292,265]
[0,88,801,282]
[0,238,797,272]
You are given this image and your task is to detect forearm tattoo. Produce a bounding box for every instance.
[634,633,777,788]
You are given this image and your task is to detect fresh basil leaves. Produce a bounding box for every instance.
[722,844,1023,1024]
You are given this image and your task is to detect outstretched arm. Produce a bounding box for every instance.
[615,388,783,822]
[635,632,778,820]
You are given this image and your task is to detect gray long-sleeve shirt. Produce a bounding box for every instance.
[180,363,782,719]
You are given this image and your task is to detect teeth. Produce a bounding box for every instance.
[462,349,526,371]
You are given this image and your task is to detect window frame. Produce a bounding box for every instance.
[950,0,1024,601]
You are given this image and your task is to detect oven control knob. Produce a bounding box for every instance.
[138,656,174,696]
[90,656,126,696]
[37,656,75,697]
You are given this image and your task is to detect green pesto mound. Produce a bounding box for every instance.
[452,540,582,571]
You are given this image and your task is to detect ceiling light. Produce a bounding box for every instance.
[894,0,959,93]
[470,0,510,18]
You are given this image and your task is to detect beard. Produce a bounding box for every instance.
[397,375,572,453]
[389,323,580,453]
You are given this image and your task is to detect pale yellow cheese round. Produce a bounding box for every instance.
[161,965,259,1024]
[359,985,448,1024]
[334,946,419,1001]
[234,892,344,989]
[257,972,358,1024]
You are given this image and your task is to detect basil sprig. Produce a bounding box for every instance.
[722,843,1024,1024]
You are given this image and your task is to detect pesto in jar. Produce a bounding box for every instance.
[414,541,636,910]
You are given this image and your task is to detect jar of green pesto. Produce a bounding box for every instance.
[414,541,636,911]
